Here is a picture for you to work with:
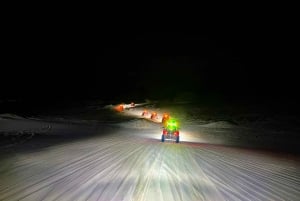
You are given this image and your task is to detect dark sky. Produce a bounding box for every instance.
[1,15,298,108]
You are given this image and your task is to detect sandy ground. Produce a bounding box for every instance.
[0,102,299,201]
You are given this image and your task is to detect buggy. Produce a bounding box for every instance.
[161,118,180,143]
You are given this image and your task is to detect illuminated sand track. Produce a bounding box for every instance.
[0,127,299,200]
[0,105,300,200]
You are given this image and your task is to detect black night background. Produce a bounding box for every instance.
[1,17,298,115]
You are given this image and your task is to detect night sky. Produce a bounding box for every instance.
[1,16,298,111]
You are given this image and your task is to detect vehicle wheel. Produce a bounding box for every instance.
[176,136,179,143]
[161,134,165,142]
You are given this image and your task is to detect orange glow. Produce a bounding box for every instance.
[163,112,170,118]
[142,109,149,116]
[162,112,170,124]
[114,104,124,112]
[151,112,158,119]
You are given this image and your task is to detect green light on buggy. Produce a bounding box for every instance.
[166,119,178,131]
